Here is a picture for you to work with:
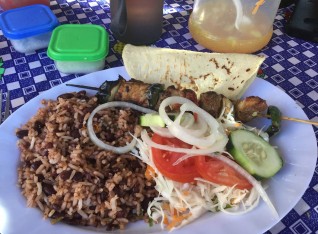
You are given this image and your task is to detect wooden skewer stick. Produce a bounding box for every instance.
[66,83,318,127]
[259,114,318,126]
[66,83,99,90]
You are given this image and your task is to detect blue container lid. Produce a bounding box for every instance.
[0,4,59,40]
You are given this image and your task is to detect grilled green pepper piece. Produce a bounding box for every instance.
[146,83,164,109]
[266,105,281,137]
[96,76,125,104]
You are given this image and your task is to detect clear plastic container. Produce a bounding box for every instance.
[47,24,109,74]
[0,4,59,53]
[0,0,50,10]
[189,0,281,53]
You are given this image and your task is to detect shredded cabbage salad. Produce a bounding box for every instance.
[87,96,279,231]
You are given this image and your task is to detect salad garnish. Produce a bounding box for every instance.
[86,94,282,231]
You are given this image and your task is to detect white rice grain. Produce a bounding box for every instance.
[29,137,36,150]
[77,209,88,219]
[78,199,83,210]
[36,200,44,211]
[48,209,55,217]
[93,171,105,179]
[36,182,42,196]
[35,164,45,174]
[69,164,80,171]
[69,170,76,181]
[110,195,118,212]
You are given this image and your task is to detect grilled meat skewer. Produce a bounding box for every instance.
[66,76,268,123]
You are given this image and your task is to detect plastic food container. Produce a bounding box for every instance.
[0,4,59,53]
[0,0,50,11]
[47,24,109,74]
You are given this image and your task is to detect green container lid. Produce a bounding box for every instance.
[47,24,109,61]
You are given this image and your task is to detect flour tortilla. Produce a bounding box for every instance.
[122,44,265,100]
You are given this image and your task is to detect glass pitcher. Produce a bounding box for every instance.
[110,0,164,45]
[188,0,281,53]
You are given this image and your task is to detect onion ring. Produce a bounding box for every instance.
[159,96,228,151]
[87,101,155,154]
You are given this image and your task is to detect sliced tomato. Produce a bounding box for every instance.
[195,156,252,190]
[193,112,198,122]
[151,134,200,183]
[151,134,252,189]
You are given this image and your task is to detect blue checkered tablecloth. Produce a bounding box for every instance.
[0,0,317,233]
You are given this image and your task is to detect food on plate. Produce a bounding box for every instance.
[16,45,284,231]
[263,105,282,137]
[67,76,269,124]
[233,95,268,123]
[78,79,283,228]
[132,96,282,230]
[122,44,265,100]
[16,91,158,230]
[227,129,283,179]
[16,83,283,231]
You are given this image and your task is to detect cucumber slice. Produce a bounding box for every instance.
[140,113,166,127]
[139,113,195,128]
[227,129,283,179]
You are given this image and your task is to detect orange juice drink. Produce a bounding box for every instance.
[189,0,280,53]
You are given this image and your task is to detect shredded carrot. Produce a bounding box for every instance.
[145,165,155,180]
[182,190,190,196]
[163,215,169,225]
[167,213,192,230]
[170,207,178,216]
[161,201,193,230]
[235,122,242,128]
[162,202,176,215]
[252,0,265,15]
[162,202,170,211]
[177,207,188,212]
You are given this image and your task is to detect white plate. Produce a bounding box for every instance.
[0,66,317,234]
